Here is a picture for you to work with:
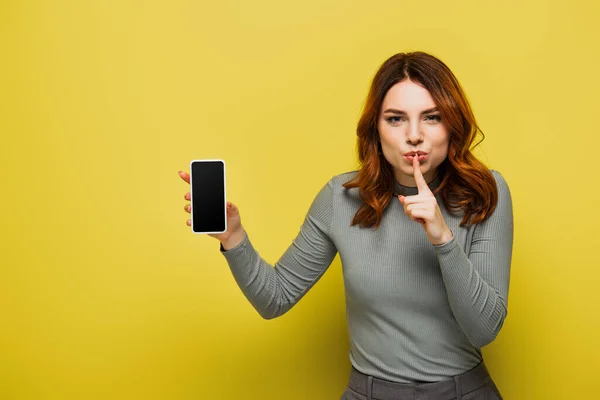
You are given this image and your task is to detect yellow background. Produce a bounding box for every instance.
[1,1,598,399]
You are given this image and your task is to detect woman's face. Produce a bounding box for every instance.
[377,79,449,187]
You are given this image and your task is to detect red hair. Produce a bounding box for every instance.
[343,51,498,228]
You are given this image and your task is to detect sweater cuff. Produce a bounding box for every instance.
[433,233,458,254]
[219,231,250,255]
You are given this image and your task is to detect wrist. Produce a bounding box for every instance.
[433,229,453,246]
[221,228,246,250]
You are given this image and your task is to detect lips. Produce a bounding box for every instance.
[403,151,428,163]
[404,151,428,156]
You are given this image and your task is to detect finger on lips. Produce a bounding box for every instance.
[412,156,431,194]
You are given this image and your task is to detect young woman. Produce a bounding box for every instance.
[179,51,512,400]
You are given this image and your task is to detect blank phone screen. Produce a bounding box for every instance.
[190,160,226,233]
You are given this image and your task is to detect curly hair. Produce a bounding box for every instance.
[343,51,498,228]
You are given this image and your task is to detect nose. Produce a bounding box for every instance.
[406,122,423,145]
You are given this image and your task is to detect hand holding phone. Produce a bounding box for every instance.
[178,161,245,248]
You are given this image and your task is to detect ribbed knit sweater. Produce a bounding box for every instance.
[219,170,513,383]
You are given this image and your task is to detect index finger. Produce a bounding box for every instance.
[178,171,190,184]
[412,156,431,194]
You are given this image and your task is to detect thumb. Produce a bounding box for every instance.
[398,195,405,204]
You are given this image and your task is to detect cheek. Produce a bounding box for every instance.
[437,138,449,156]
[431,131,450,163]
[434,131,450,151]
[378,128,397,150]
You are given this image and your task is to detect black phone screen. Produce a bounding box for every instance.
[190,160,226,233]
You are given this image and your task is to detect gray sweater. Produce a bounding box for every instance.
[220,170,513,383]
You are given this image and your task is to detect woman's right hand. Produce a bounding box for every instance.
[178,171,246,250]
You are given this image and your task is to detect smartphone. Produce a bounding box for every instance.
[189,159,226,234]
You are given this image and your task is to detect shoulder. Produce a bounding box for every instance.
[311,170,359,200]
[314,170,361,205]
[489,169,511,195]
[323,170,360,197]
[307,170,360,218]
[330,170,360,186]
[488,170,513,214]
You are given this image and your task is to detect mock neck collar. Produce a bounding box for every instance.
[393,174,442,196]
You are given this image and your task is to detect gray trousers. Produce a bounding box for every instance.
[340,361,503,400]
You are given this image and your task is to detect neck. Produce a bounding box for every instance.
[393,173,442,196]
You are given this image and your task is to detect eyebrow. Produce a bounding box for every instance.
[382,107,439,115]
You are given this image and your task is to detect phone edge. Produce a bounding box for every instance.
[189,159,227,235]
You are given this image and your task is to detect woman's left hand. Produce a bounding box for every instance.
[398,156,453,246]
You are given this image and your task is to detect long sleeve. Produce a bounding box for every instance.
[434,170,514,348]
[219,177,338,319]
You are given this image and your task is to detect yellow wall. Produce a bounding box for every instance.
[1,1,598,399]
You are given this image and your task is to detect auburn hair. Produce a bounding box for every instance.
[343,51,498,228]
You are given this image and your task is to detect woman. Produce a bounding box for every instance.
[179,51,512,400]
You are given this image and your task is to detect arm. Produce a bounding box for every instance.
[219,178,338,319]
[434,171,514,347]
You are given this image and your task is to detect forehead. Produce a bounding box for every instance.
[381,79,437,110]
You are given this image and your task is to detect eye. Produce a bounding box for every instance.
[386,116,403,125]
[425,114,442,122]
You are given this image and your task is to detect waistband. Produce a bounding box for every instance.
[348,361,491,400]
